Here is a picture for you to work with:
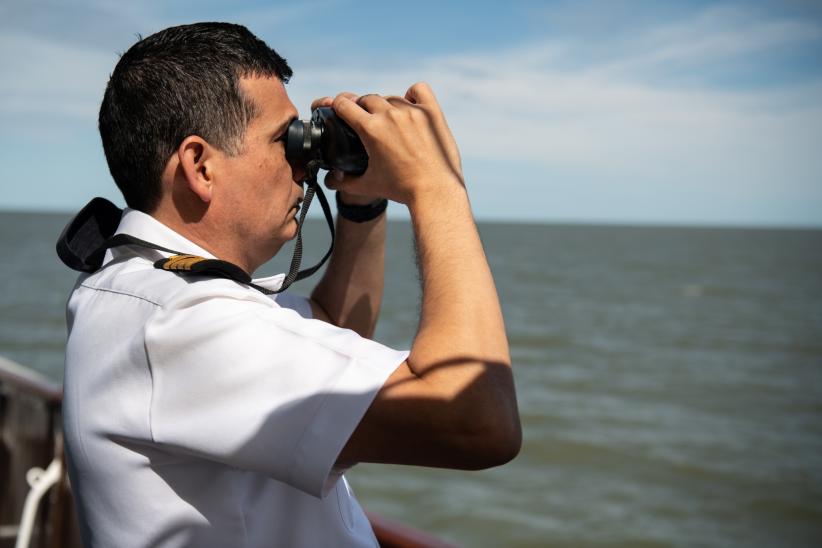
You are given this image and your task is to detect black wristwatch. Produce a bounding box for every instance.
[335,192,388,223]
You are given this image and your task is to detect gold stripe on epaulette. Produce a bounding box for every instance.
[161,254,206,271]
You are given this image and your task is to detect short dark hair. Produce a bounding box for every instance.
[99,22,293,212]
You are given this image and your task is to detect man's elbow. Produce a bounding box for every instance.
[481,416,522,469]
[454,407,522,470]
[451,364,522,469]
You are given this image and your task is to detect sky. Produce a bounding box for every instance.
[1,0,821,226]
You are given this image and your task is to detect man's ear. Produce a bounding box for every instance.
[177,136,216,204]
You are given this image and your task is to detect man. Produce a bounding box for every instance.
[63,22,520,547]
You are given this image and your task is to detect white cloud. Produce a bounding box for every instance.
[288,48,822,179]
[0,31,114,121]
[599,5,822,79]
[1,1,820,224]
[283,5,822,224]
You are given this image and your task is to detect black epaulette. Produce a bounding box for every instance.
[154,254,252,282]
[153,254,278,294]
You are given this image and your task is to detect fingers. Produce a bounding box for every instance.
[310,96,333,111]
[323,168,368,198]
[331,94,370,132]
[384,95,409,109]
[403,82,445,126]
[404,82,439,107]
[357,93,392,113]
[331,91,402,131]
[323,169,346,189]
[312,91,357,112]
[316,83,435,116]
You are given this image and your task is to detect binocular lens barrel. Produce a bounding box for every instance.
[285,107,368,176]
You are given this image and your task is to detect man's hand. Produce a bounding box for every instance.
[314,83,464,206]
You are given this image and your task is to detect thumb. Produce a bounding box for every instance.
[323,168,369,195]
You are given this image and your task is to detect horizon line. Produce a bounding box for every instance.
[2,206,820,232]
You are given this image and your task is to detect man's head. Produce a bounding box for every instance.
[99,22,293,213]
[100,22,307,272]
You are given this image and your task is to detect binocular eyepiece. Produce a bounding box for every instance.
[285,107,368,176]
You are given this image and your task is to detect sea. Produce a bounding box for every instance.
[1,211,821,547]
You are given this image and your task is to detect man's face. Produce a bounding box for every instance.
[215,76,304,267]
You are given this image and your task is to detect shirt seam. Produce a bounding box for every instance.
[79,282,163,307]
[79,281,163,444]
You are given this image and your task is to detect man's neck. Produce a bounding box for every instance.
[150,209,259,274]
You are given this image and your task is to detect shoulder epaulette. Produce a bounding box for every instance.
[154,255,253,284]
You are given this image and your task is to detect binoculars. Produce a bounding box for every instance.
[285,107,368,176]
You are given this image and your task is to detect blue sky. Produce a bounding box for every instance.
[1,0,821,226]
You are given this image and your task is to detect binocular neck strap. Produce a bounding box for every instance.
[276,162,335,293]
[56,165,336,296]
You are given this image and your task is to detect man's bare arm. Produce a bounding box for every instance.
[310,209,386,338]
[328,84,521,470]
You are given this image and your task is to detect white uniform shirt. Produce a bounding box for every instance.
[63,209,407,548]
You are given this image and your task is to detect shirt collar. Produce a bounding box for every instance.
[108,208,287,292]
[114,208,215,259]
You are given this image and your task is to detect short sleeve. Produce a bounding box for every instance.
[143,281,407,498]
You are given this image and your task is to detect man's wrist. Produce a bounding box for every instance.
[407,177,467,216]
[336,192,388,223]
[337,190,382,206]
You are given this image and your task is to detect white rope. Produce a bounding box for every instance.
[14,458,62,548]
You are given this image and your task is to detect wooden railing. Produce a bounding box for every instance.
[0,356,78,548]
[0,356,455,548]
